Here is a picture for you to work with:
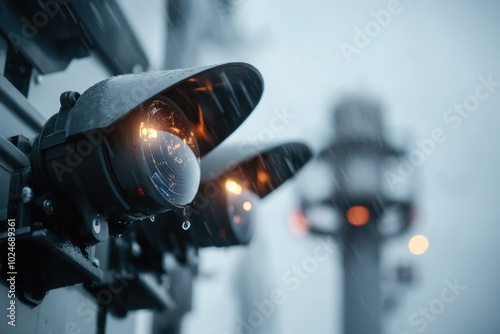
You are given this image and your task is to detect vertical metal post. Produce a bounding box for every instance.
[342,221,381,334]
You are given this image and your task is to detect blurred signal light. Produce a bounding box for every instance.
[288,208,310,236]
[346,205,370,226]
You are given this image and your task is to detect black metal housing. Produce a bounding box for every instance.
[189,142,312,247]
[31,63,264,226]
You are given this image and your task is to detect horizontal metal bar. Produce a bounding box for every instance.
[0,74,45,134]
[0,135,29,172]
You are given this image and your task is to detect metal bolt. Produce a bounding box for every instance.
[22,289,46,306]
[43,199,54,215]
[132,242,142,256]
[21,187,34,204]
[34,74,44,85]
[182,220,191,230]
[92,218,101,234]
[32,221,44,230]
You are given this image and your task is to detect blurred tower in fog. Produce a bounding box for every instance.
[333,97,388,334]
[300,95,414,334]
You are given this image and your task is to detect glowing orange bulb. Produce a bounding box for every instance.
[346,206,370,226]
[139,122,158,139]
[225,180,242,195]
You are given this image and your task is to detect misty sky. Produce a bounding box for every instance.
[177,1,500,333]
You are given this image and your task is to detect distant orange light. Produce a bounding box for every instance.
[346,206,370,226]
[408,235,429,255]
[288,209,309,236]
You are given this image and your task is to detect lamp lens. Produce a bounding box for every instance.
[226,186,258,244]
[139,98,201,206]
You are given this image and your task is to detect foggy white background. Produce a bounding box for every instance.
[27,1,500,333]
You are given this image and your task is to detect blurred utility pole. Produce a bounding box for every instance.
[342,213,382,333]
[301,96,414,334]
[334,99,386,334]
